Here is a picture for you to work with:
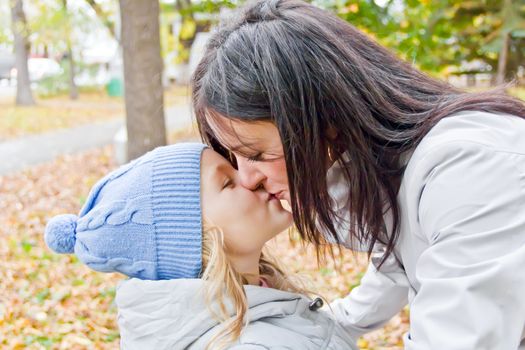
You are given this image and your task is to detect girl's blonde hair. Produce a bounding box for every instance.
[200,221,310,349]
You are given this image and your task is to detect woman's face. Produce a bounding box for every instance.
[200,149,292,256]
[207,116,292,205]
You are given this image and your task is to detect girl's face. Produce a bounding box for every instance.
[200,149,292,256]
[207,116,291,205]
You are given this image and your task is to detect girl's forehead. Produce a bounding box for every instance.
[201,148,230,169]
[201,149,233,184]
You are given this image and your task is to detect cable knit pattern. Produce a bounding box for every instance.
[44,142,207,281]
[76,196,153,232]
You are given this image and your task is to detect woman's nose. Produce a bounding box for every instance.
[236,156,265,190]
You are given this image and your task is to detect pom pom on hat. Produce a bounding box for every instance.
[45,214,78,254]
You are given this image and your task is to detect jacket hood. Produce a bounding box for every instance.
[115,278,305,348]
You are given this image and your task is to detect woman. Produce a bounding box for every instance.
[191,0,525,348]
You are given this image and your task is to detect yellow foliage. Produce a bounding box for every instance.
[180,19,197,40]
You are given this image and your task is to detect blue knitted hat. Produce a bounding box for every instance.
[44,143,207,280]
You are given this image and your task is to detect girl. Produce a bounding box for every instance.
[44,143,357,349]
[192,0,525,348]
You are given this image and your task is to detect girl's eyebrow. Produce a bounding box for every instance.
[209,162,233,188]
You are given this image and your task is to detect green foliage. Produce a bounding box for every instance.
[36,70,69,97]
[322,0,525,77]
[160,0,237,65]
[188,0,237,14]
[35,60,102,98]
[325,0,397,38]
[0,0,12,45]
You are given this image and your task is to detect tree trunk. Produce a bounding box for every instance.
[496,0,512,85]
[86,0,117,41]
[67,45,79,100]
[176,0,196,64]
[119,0,166,161]
[10,0,35,106]
[63,0,78,100]
[496,31,510,85]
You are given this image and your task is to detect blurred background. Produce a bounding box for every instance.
[0,0,524,349]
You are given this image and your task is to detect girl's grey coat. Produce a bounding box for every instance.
[115,278,357,349]
[326,111,525,349]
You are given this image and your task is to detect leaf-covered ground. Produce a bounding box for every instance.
[0,135,408,349]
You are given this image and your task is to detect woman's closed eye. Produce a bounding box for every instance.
[247,153,263,162]
[246,152,283,163]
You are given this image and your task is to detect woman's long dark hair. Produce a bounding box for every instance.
[192,0,525,264]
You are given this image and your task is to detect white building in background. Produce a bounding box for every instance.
[0,0,120,87]
[447,60,494,88]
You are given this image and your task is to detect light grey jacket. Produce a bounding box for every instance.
[115,278,357,349]
[325,111,525,349]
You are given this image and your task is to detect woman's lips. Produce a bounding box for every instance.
[268,193,278,201]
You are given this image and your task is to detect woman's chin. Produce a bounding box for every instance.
[267,216,293,236]
[280,214,294,231]
[265,199,294,234]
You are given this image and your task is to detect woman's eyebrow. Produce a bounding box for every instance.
[230,142,257,153]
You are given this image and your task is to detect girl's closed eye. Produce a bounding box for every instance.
[222,178,234,190]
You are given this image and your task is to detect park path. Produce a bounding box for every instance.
[0,104,194,175]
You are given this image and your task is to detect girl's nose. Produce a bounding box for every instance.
[236,156,266,190]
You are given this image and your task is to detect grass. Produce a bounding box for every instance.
[0,85,190,142]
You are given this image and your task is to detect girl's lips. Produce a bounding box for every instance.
[273,191,284,200]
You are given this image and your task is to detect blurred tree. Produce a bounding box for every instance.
[119,0,167,160]
[493,0,524,83]
[172,0,230,64]
[10,0,35,105]
[329,0,397,39]
[62,0,78,99]
[30,0,85,100]
[450,0,525,83]
[325,0,454,73]
[328,0,525,82]
[159,0,230,84]
[85,0,117,40]
[0,1,12,46]
[332,0,470,74]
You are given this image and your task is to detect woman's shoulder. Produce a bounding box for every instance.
[401,111,525,177]
[399,111,525,213]
[414,111,525,161]
[398,111,525,246]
